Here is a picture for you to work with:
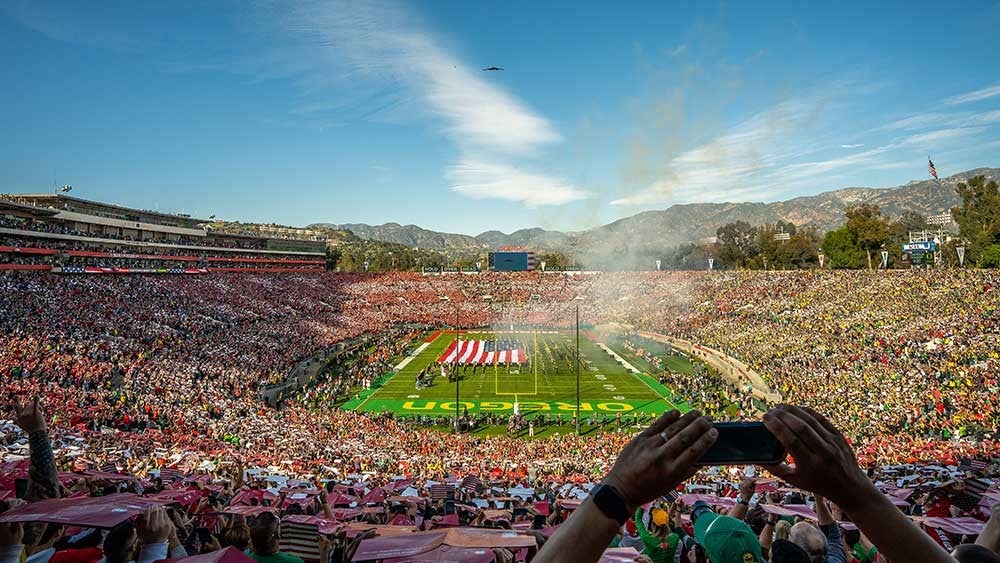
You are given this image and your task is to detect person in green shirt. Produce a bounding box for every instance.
[634,505,680,563]
[248,513,304,563]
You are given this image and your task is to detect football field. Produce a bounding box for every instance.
[348,329,693,418]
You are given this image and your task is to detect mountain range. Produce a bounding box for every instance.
[311,167,998,258]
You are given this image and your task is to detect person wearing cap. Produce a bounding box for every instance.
[533,406,961,563]
[633,505,679,563]
[691,500,763,563]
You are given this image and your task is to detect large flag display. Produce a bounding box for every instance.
[438,339,525,365]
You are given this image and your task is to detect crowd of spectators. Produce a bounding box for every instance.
[1,269,998,562]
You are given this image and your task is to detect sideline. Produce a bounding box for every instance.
[596,343,641,374]
[394,342,431,372]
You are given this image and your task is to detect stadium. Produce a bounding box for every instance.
[2,189,998,563]
[3,2,1000,562]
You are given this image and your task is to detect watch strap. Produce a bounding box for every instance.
[591,484,629,525]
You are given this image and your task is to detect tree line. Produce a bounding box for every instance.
[677,175,998,270]
[325,175,999,271]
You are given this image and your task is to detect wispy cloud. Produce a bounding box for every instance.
[877,109,1000,131]
[900,127,985,146]
[281,0,561,154]
[944,82,1000,105]
[611,99,822,206]
[272,0,578,206]
[612,94,992,207]
[778,128,985,181]
[447,160,590,206]
[1,0,145,50]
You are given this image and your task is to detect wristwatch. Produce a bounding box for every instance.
[590,484,629,525]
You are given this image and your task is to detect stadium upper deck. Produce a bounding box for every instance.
[0,193,327,273]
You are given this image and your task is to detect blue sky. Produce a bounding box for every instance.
[2,0,999,235]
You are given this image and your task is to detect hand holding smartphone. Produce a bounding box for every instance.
[694,422,786,466]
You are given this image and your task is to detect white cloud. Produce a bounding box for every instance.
[611,99,818,206]
[611,86,996,208]
[269,0,575,208]
[778,145,893,181]
[288,0,559,156]
[944,82,1000,105]
[901,127,985,146]
[877,110,1000,131]
[1,0,144,49]
[447,159,590,207]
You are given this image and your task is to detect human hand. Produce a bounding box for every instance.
[669,501,683,528]
[494,547,515,563]
[15,397,46,434]
[318,535,332,559]
[762,405,877,514]
[204,534,221,552]
[602,410,716,513]
[738,477,756,502]
[137,506,172,544]
[0,523,23,547]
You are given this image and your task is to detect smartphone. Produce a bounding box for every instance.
[695,422,785,466]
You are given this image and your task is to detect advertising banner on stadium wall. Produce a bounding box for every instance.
[57,267,210,274]
[0,246,59,255]
[0,264,52,271]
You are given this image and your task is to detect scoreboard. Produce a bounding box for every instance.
[488,251,535,272]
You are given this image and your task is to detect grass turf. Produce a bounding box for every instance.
[349,330,693,419]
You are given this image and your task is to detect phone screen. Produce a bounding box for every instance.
[695,422,786,466]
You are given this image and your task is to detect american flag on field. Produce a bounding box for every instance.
[438,339,526,365]
[461,475,483,493]
[929,157,939,180]
[430,483,455,501]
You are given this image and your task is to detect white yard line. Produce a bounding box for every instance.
[596,343,641,374]
[598,343,678,407]
[394,342,430,372]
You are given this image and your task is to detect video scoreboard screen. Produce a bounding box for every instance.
[488,251,535,272]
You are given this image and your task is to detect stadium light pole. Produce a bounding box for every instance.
[440,295,460,433]
[574,296,584,436]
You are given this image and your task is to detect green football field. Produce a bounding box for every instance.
[346,330,695,418]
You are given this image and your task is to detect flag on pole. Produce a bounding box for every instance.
[928,158,938,180]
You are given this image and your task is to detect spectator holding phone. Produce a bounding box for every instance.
[534,405,960,563]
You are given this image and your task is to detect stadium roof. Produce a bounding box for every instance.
[4,193,211,225]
